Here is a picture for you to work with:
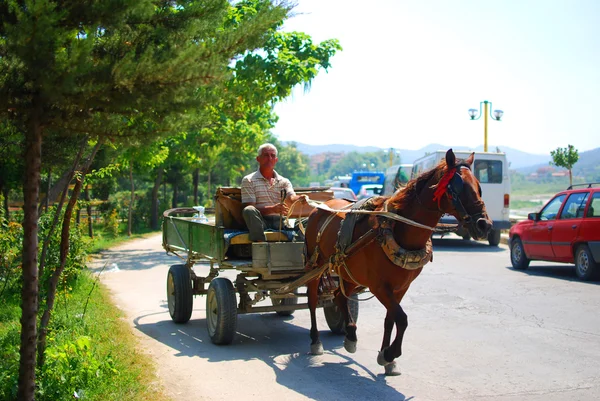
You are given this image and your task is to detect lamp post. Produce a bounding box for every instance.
[468,100,504,152]
[384,147,400,167]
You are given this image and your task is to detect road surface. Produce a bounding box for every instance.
[90,234,600,401]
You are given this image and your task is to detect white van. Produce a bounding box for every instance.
[382,164,413,196]
[411,150,511,246]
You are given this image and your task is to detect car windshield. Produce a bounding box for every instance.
[540,194,566,220]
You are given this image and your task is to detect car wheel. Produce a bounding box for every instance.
[510,237,530,270]
[575,244,599,281]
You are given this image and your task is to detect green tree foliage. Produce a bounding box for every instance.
[270,141,310,186]
[550,144,579,186]
[0,1,306,397]
[327,151,388,177]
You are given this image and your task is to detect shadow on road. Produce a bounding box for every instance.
[133,309,409,400]
[89,247,174,271]
[504,264,600,285]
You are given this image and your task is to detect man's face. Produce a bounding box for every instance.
[257,148,278,169]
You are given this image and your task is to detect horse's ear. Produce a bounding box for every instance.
[445,149,456,168]
[464,152,475,166]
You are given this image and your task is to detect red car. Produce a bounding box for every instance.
[509,183,600,281]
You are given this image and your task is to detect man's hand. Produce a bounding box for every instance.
[271,202,289,215]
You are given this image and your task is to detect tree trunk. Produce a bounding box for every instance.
[172,182,178,208]
[85,184,93,238]
[18,118,42,401]
[128,161,134,236]
[38,137,87,283]
[150,168,163,230]
[193,168,199,205]
[207,168,211,206]
[45,167,51,212]
[37,140,101,369]
[569,168,573,187]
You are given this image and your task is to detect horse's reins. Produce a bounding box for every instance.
[286,198,438,234]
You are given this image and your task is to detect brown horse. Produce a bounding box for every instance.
[304,149,492,375]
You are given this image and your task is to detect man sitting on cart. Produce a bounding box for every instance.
[241,143,308,242]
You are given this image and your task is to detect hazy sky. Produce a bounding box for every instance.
[271,0,599,155]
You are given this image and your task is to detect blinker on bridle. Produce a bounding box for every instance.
[430,164,483,225]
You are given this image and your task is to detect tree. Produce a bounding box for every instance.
[0,1,293,398]
[550,145,579,187]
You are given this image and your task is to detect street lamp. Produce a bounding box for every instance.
[468,100,504,152]
[384,147,400,167]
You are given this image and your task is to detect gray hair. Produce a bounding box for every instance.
[257,143,277,157]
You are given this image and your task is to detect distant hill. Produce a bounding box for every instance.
[282,141,554,170]
[515,147,600,178]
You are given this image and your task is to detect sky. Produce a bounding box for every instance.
[271,0,600,155]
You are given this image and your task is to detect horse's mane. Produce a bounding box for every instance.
[386,158,448,211]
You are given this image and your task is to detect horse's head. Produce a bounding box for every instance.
[425,149,493,240]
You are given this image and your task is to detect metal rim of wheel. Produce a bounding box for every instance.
[207,288,218,337]
[577,249,589,276]
[512,241,523,265]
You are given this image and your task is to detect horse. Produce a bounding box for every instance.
[303,149,492,375]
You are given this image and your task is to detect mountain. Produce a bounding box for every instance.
[282,141,553,170]
[515,147,600,177]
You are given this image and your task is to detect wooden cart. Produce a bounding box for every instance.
[162,187,359,345]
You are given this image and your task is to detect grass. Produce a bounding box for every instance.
[510,199,545,210]
[88,222,160,254]
[0,223,169,401]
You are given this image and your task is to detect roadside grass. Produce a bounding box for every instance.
[89,222,159,254]
[0,270,171,401]
[0,223,167,401]
[510,199,544,210]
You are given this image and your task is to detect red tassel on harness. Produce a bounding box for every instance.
[432,167,456,207]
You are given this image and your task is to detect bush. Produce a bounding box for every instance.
[0,194,23,298]
[103,209,120,238]
[37,206,91,298]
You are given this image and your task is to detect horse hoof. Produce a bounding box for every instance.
[384,361,401,376]
[377,350,388,366]
[310,342,324,355]
[343,338,357,354]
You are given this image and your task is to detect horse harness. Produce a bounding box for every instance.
[303,197,434,297]
[305,163,485,295]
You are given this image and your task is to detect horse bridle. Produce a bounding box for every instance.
[417,164,486,227]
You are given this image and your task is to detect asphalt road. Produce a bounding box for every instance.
[91,234,600,401]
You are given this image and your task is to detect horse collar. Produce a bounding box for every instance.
[375,220,433,270]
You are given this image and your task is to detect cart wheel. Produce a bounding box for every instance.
[271,289,299,317]
[206,278,237,345]
[324,293,359,335]
[167,264,193,324]
[488,229,501,246]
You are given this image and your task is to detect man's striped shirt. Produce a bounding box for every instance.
[241,170,295,213]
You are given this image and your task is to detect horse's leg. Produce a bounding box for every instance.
[373,287,406,376]
[307,278,323,355]
[334,281,359,353]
